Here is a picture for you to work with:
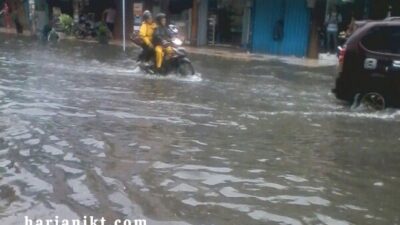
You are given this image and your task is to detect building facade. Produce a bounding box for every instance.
[15,0,398,58]
[192,0,253,47]
[252,0,311,57]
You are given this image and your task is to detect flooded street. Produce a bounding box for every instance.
[1,35,399,225]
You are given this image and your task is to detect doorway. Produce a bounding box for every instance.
[207,0,249,47]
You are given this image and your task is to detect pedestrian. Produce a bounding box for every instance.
[325,9,342,53]
[103,5,116,34]
[11,5,23,34]
[0,2,12,31]
[346,16,356,37]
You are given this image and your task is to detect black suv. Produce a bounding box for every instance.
[333,20,400,108]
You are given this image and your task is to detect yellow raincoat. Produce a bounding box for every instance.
[139,21,157,48]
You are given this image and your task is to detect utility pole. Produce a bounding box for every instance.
[123,0,126,51]
[28,0,35,35]
[191,0,198,46]
[307,0,319,59]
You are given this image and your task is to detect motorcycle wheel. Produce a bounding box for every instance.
[47,30,59,43]
[74,29,86,39]
[177,61,195,76]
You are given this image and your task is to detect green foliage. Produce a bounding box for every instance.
[59,14,74,35]
[97,23,108,36]
[97,23,110,44]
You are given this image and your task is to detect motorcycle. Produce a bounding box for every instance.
[40,17,63,44]
[137,25,195,77]
[73,15,99,39]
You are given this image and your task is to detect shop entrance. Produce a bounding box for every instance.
[207,0,251,48]
[48,0,73,16]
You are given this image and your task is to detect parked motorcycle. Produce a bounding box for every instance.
[73,15,98,39]
[137,25,195,76]
[40,18,63,44]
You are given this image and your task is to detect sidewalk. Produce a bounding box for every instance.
[0,27,32,36]
[0,27,337,68]
[184,46,338,67]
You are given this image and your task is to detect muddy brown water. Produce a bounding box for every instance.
[0,36,399,225]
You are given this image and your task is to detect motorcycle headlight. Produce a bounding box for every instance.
[172,38,183,46]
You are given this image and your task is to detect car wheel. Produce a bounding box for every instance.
[74,29,86,39]
[360,92,386,111]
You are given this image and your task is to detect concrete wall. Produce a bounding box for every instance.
[197,0,208,46]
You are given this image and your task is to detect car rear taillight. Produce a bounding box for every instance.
[337,46,346,73]
[338,46,346,65]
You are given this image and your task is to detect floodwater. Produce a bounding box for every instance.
[0,35,399,225]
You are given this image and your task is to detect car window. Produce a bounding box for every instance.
[388,27,400,54]
[361,25,400,54]
[361,26,390,53]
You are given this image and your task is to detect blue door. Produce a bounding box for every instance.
[252,0,311,57]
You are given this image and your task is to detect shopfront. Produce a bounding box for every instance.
[50,0,133,38]
[48,0,73,17]
[206,0,252,48]
[133,0,192,44]
[77,0,113,22]
[0,0,30,31]
[168,0,192,44]
[329,0,400,23]
[251,0,311,57]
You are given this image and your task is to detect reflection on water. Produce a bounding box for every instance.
[0,36,400,225]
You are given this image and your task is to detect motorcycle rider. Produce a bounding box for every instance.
[138,10,157,63]
[153,13,173,73]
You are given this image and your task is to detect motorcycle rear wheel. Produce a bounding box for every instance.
[74,29,86,39]
[177,61,195,76]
